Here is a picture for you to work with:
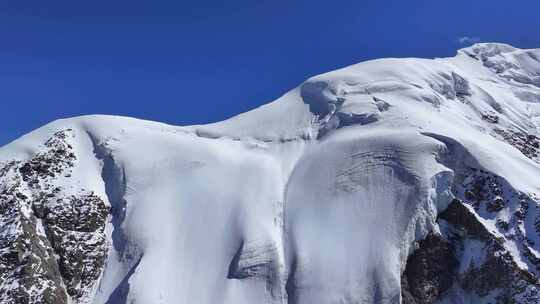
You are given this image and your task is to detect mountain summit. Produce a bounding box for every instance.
[1,43,540,304]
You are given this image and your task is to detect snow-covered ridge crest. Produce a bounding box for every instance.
[1,43,540,304]
[459,42,540,88]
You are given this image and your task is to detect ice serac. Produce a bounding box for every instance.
[1,43,540,304]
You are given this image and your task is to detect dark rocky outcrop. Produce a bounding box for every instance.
[0,130,110,304]
[401,233,457,304]
[40,193,109,299]
[19,130,76,184]
[403,199,540,304]
[494,128,540,161]
[0,187,67,304]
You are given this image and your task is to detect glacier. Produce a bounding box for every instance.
[1,43,540,303]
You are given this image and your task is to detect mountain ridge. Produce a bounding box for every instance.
[1,42,540,304]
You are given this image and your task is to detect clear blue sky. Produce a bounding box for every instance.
[2,0,539,146]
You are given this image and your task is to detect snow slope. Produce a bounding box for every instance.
[1,43,540,304]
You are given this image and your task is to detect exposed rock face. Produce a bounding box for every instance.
[0,130,110,304]
[403,196,540,304]
[42,193,109,299]
[441,199,539,303]
[401,132,540,303]
[401,233,457,304]
[494,128,540,162]
[0,183,67,304]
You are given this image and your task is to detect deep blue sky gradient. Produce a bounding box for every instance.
[2,0,539,145]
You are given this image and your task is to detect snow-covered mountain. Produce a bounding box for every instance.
[1,43,540,304]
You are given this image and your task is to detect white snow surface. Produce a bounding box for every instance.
[1,43,540,303]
